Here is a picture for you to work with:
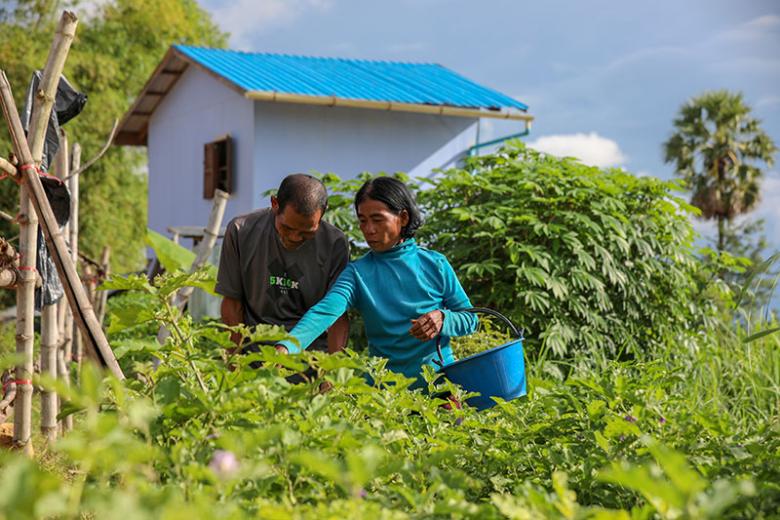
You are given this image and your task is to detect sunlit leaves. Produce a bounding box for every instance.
[413,142,716,360]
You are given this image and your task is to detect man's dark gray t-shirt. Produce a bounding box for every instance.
[216,209,349,351]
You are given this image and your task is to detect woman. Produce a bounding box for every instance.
[276,177,477,386]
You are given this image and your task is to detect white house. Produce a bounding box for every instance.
[115,45,533,235]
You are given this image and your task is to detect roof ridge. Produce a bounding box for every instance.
[173,44,440,67]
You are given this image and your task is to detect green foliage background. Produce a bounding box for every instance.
[0,142,778,518]
[0,0,227,308]
[321,144,727,362]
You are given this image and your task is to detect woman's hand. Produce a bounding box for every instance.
[275,345,289,354]
[409,310,444,341]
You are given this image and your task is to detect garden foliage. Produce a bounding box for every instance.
[0,262,777,518]
[0,144,777,518]
[322,143,722,360]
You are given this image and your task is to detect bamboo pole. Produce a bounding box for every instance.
[0,375,16,422]
[0,269,16,288]
[12,168,37,453]
[70,143,81,371]
[7,10,79,454]
[54,130,72,432]
[0,238,18,289]
[0,157,17,178]
[156,189,229,345]
[94,246,110,326]
[0,54,124,384]
[27,12,78,163]
[40,303,58,441]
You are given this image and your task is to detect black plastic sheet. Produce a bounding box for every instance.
[21,72,87,309]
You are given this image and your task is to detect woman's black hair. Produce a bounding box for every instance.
[354,177,423,239]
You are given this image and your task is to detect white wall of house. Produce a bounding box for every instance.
[147,66,479,236]
[147,66,255,236]
[251,102,477,208]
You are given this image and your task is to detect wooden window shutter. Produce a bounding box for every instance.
[204,135,233,199]
[218,135,233,194]
[203,141,218,199]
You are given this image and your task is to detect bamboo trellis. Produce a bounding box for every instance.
[0,10,124,453]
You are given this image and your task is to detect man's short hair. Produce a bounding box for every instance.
[276,174,328,216]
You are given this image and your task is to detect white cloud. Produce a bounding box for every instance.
[209,0,333,48]
[717,14,780,43]
[527,132,627,168]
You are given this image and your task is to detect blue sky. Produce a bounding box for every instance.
[201,0,780,253]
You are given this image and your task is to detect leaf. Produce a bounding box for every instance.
[113,339,161,359]
[291,451,343,483]
[145,228,196,273]
[742,326,780,343]
[107,301,157,334]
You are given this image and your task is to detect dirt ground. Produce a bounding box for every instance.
[0,421,14,448]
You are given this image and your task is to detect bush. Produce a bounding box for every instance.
[322,143,720,361]
[0,265,775,518]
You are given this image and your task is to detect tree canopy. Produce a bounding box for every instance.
[663,90,777,251]
[0,0,227,306]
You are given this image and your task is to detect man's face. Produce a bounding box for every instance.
[271,197,322,250]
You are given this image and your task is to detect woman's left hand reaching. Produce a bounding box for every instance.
[409,310,444,341]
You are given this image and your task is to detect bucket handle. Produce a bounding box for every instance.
[432,307,523,368]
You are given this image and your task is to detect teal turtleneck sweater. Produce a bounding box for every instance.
[278,239,478,382]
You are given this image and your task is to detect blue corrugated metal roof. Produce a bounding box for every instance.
[174,45,528,112]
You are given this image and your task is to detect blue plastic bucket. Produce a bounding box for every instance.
[435,308,527,411]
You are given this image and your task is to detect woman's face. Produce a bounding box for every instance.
[357,198,409,252]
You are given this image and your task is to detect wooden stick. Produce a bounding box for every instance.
[0,74,124,381]
[0,209,14,222]
[63,119,118,181]
[95,245,110,326]
[69,142,81,371]
[157,189,229,345]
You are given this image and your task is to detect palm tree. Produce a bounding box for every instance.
[663,90,777,251]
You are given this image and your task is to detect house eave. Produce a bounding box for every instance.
[244,90,534,122]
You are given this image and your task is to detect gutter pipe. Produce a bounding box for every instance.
[467,119,532,157]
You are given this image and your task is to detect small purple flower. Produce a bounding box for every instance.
[209,449,239,477]
[359,488,367,498]
[624,414,637,423]
[659,416,667,425]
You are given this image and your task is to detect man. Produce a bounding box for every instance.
[216,174,349,360]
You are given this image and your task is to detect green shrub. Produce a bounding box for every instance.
[323,143,722,361]
[0,236,776,518]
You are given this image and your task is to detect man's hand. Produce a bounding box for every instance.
[221,297,244,347]
[275,345,289,355]
[409,310,444,341]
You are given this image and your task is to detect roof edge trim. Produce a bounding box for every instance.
[244,90,534,121]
